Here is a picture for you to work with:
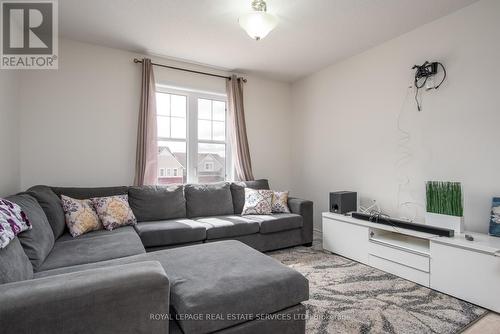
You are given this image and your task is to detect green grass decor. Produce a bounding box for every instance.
[426,181,463,217]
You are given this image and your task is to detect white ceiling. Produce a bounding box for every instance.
[59,0,478,82]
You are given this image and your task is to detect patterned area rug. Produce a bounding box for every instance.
[269,246,486,334]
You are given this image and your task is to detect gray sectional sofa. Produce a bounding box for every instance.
[0,179,313,334]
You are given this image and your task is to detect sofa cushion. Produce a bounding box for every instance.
[246,213,303,234]
[56,226,137,242]
[51,186,129,200]
[195,215,260,239]
[128,185,186,222]
[0,237,34,284]
[134,219,207,247]
[38,229,145,271]
[34,241,309,334]
[231,179,270,214]
[6,194,55,271]
[27,185,66,239]
[184,182,234,218]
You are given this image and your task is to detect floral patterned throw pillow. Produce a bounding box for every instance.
[241,188,273,215]
[91,195,137,231]
[0,198,32,248]
[0,221,15,249]
[61,195,103,237]
[272,191,291,213]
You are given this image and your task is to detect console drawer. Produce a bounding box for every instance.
[430,241,500,313]
[323,217,369,263]
[368,240,430,272]
[369,254,430,287]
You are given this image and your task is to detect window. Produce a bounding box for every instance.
[156,87,232,184]
[204,162,214,171]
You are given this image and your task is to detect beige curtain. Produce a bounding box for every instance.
[226,75,254,181]
[134,58,158,186]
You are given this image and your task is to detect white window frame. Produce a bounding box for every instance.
[159,168,166,177]
[156,85,233,183]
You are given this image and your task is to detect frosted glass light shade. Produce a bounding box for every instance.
[238,11,278,40]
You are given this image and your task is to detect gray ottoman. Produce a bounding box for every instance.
[156,240,309,334]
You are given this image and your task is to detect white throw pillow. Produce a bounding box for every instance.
[61,195,102,237]
[91,195,137,231]
[241,188,273,215]
[272,191,291,213]
[0,199,32,248]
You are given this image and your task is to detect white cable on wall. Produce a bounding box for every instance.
[395,78,423,222]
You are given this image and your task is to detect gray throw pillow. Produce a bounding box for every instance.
[6,194,55,271]
[230,179,270,214]
[128,185,186,222]
[185,182,234,218]
[27,185,66,239]
[51,186,129,199]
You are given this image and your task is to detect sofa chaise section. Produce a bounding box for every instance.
[39,228,146,271]
[0,261,170,334]
[34,241,309,334]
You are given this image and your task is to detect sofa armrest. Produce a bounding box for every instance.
[288,197,314,244]
[0,261,170,334]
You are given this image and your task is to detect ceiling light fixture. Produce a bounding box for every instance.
[239,0,278,40]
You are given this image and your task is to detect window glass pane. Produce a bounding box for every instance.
[156,87,231,184]
[171,95,186,117]
[171,117,186,139]
[198,119,212,140]
[157,116,170,138]
[158,140,187,184]
[198,99,211,120]
[198,143,225,183]
[156,93,170,116]
[212,121,225,141]
[212,101,225,121]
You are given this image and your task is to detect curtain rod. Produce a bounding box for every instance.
[133,58,247,83]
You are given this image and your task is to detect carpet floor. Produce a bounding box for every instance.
[269,246,487,334]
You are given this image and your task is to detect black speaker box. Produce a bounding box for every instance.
[330,191,357,214]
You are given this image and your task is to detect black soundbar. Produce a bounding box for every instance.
[351,212,454,237]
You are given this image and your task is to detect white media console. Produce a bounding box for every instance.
[322,212,500,313]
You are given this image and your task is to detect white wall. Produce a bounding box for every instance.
[244,74,292,191]
[17,39,293,190]
[0,71,20,196]
[18,40,140,189]
[291,0,500,233]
